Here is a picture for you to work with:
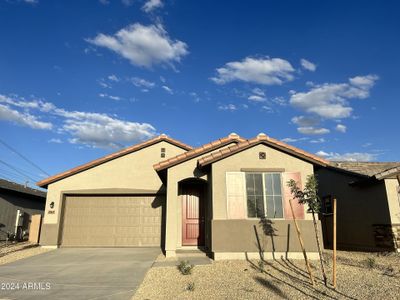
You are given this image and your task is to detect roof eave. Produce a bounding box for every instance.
[198,139,329,168]
[153,138,244,172]
[37,135,191,188]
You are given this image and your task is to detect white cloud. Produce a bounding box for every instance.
[297,126,330,135]
[335,124,347,133]
[211,57,295,85]
[98,93,121,101]
[162,85,173,94]
[59,111,155,148]
[310,138,325,144]
[142,0,163,13]
[218,104,237,111]
[98,79,112,89]
[281,137,308,143]
[48,138,62,144]
[290,74,378,119]
[262,106,273,113]
[349,74,378,87]
[252,88,265,96]
[248,95,266,102]
[130,77,155,89]
[0,104,52,130]
[316,151,376,162]
[271,96,287,106]
[108,74,119,82]
[0,94,156,149]
[300,58,316,71]
[362,142,372,148]
[291,115,320,127]
[87,23,188,68]
[24,0,38,4]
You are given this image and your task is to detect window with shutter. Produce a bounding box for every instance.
[282,172,304,219]
[226,172,246,219]
[226,171,304,220]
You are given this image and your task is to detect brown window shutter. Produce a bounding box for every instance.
[282,172,305,220]
[226,172,246,219]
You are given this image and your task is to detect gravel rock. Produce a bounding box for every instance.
[133,250,400,300]
[0,241,53,265]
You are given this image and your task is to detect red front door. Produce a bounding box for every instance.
[182,186,204,246]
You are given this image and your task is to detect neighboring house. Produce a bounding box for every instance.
[0,179,46,241]
[316,162,400,252]
[37,133,329,260]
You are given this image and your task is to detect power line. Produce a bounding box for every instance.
[0,160,38,182]
[0,167,34,183]
[0,138,50,176]
[0,162,41,181]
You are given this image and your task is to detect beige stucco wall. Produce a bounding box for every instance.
[211,144,314,220]
[40,141,186,246]
[212,219,321,253]
[316,168,391,250]
[385,178,400,224]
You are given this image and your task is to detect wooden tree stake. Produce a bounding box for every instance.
[333,198,337,289]
[289,198,315,286]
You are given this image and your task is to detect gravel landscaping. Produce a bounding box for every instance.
[133,250,400,299]
[0,241,53,265]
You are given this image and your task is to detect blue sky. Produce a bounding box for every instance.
[0,0,399,186]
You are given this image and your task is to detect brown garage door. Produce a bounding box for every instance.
[60,195,162,247]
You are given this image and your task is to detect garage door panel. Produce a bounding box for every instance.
[61,195,163,247]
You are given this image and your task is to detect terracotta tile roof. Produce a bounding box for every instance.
[331,162,400,178]
[37,135,192,188]
[197,133,329,167]
[153,133,246,171]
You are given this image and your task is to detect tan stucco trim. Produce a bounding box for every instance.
[213,252,319,260]
[240,168,285,172]
[60,188,164,195]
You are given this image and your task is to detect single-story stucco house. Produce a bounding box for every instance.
[0,178,46,241]
[316,162,400,252]
[37,133,329,260]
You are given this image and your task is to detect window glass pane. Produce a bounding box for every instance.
[247,195,256,218]
[265,174,273,196]
[254,174,263,196]
[245,174,254,195]
[274,195,283,218]
[273,173,282,195]
[256,196,265,217]
[246,173,265,218]
[266,195,274,218]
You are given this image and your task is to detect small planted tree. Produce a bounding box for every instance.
[287,175,327,286]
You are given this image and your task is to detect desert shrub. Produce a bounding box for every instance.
[185,282,195,291]
[178,260,194,275]
[365,257,376,269]
[258,260,266,273]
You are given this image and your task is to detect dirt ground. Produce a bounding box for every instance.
[133,250,400,300]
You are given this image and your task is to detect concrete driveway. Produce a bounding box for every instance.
[0,248,160,300]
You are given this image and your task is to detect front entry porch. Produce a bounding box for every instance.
[164,177,210,258]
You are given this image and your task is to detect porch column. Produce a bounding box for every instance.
[165,171,178,257]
